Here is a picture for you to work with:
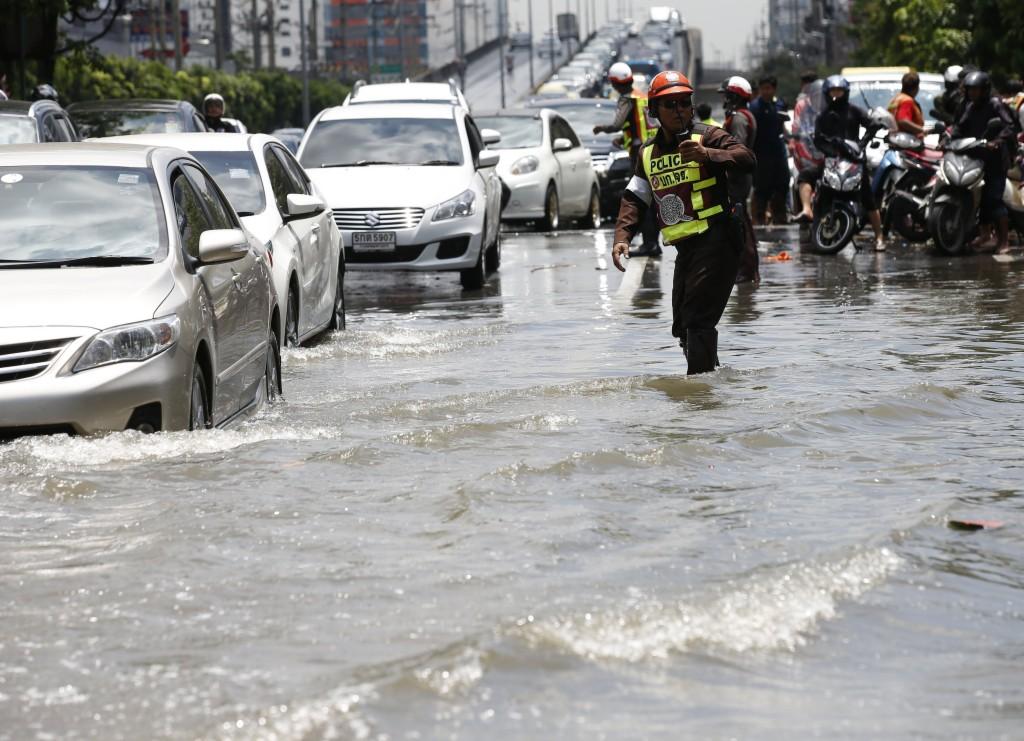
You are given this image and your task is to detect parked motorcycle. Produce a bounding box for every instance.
[926,136,990,254]
[876,130,943,243]
[810,123,884,254]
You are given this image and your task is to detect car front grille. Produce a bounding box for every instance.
[344,245,427,264]
[590,152,611,170]
[333,207,426,231]
[0,337,74,384]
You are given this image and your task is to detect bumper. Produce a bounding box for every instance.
[342,226,483,271]
[0,343,192,436]
[597,170,629,215]
[501,176,549,220]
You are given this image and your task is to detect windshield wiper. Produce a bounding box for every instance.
[2,255,156,269]
[319,160,399,167]
[419,159,461,166]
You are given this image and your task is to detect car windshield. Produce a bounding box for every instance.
[0,165,165,262]
[72,109,185,138]
[0,115,38,144]
[300,117,464,167]
[550,105,617,135]
[848,80,943,124]
[190,150,266,215]
[475,116,543,148]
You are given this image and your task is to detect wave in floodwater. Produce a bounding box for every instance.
[520,547,902,662]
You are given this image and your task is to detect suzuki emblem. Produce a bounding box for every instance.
[365,211,381,227]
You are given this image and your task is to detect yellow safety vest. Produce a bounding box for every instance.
[622,93,656,149]
[642,132,725,243]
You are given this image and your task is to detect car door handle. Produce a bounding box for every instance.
[311,224,320,243]
[231,269,242,289]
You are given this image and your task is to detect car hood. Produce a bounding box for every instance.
[0,263,174,333]
[306,166,474,209]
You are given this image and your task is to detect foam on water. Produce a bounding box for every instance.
[209,684,377,741]
[521,548,902,662]
[282,323,508,365]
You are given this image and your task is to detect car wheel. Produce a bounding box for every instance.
[540,184,559,231]
[578,186,601,229]
[460,246,486,290]
[328,261,346,330]
[189,362,210,431]
[485,227,502,273]
[285,287,299,347]
[265,327,282,402]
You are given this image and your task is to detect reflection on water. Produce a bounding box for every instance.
[2,227,1023,739]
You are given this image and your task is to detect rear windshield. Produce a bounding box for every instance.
[0,115,38,145]
[300,117,464,168]
[72,109,186,138]
[0,165,166,262]
[475,116,543,148]
[190,150,266,215]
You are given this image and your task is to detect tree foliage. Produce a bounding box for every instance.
[52,48,350,132]
[851,0,1024,84]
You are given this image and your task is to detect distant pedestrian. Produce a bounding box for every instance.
[749,75,790,225]
[696,102,720,126]
[202,93,239,133]
[719,76,760,285]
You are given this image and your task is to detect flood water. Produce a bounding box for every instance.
[2,228,1023,739]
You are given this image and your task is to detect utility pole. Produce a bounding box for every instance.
[266,0,276,69]
[527,0,534,89]
[171,0,182,70]
[300,0,310,124]
[498,0,506,107]
[548,0,555,77]
[310,0,319,63]
[251,0,261,68]
[156,0,167,61]
[214,0,224,68]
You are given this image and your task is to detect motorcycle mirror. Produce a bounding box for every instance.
[985,117,1004,136]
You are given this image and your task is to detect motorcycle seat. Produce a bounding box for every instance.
[907,148,942,163]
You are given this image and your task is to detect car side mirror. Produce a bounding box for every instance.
[198,228,249,264]
[478,150,500,169]
[480,128,502,146]
[553,137,572,152]
[285,192,325,219]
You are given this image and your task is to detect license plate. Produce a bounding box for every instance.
[352,231,396,252]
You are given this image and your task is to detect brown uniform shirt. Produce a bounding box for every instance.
[614,125,756,246]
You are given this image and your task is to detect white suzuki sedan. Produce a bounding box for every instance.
[0,143,280,436]
[298,103,503,290]
[102,133,345,347]
[476,108,600,231]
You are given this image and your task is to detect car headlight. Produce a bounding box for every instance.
[510,155,539,175]
[73,315,181,373]
[432,189,476,221]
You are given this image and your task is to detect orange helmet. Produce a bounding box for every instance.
[647,71,694,100]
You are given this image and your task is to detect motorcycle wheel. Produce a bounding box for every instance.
[927,199,966,255]
[890,199,930,243]
[810,204,856,254]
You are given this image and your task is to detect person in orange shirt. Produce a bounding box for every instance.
[887,72,929,139]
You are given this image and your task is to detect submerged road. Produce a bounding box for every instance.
[2,227,1023,738]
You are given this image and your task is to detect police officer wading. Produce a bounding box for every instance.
[613,71,756,375]
[594,62,661,256]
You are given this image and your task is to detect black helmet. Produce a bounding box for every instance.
[963,70,991,95]
[31,83,59,103]
[824,74,850,108]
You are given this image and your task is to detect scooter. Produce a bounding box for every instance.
[810,124,884,254]
[926,136,989,254]
[1004,138,1024,238]
[876,130,943,243]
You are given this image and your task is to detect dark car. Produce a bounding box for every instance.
[531,97,635,217]
[66,99,208,139]
[0,100,78,144]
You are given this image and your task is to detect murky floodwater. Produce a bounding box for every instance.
[2,228,1023,739]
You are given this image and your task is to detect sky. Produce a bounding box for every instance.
[506,0,769,69]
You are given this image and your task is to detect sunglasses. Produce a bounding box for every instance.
[658,98,693,112]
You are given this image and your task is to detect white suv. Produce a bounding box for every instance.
[343,80,469,111]
[298,103,503,289]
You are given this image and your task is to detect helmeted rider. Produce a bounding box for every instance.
[593,61,661,255]
[803,75,887,251]
[202,93,238,133]
[612,70,755,374]
[719,75,759,285]
[30,84,60,103]
[952,70,1016,254]
[932,65,965,125]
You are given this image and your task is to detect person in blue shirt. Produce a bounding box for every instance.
[748,75,791,225]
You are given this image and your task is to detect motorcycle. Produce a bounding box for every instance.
[875,130,943,243]
[810,123,884,254]
[926,136,990,254]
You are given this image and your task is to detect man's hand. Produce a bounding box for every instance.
[678,139,710,163]
[592,124,604,135]
[612,242,630,272]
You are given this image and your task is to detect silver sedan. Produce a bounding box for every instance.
[0,143,281,435]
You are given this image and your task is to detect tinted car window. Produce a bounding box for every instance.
[0,165,165,261]
[190,150,267,216]
[551,117,580,147]
[42,115,62,142]
[264,146,295,214]
[475,116,543,148]
[182,163,236,231]
[300,117,464,167]
[71,109,186,138]
[171,170,212,259]
[55,116,77,141]
[272,145,311,196]
[0,115,38,144]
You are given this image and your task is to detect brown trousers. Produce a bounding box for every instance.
[670,221,741,342]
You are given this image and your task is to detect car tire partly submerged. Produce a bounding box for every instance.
[460,247,486,290]
[328,261,346,331]
[540,184,559,231]
[285,288,299,347]
[189,362,211,431]
[578,186,601,230]
[265,328,282,402]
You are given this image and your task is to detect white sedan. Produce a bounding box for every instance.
[298,102,504,290]
[476,108,600,230]
[104,133,345,346]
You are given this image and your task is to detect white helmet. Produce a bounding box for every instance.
[608,62,633,85]
[943,65,963,85]
[724,75,752,100]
